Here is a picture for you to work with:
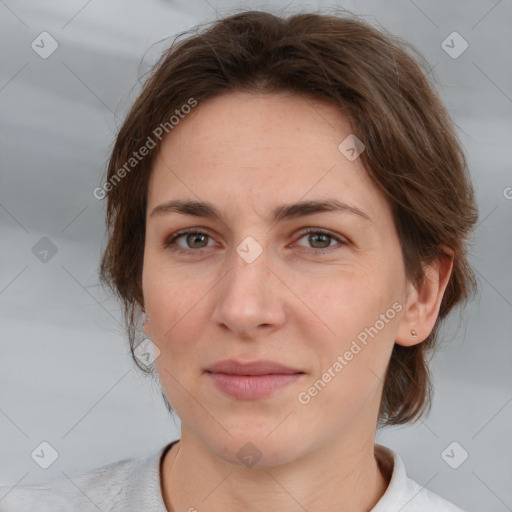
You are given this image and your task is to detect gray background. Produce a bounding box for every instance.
[0,0,511,510]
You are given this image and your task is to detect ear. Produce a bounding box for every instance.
[395,248,454,347]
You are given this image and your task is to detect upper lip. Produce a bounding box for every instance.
[205,359,304,376]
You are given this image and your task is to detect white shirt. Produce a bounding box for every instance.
[0,441,465,511]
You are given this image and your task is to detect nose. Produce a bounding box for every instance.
[211,240,287,340]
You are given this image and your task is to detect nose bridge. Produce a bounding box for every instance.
[212,235,284,334]
[227,236,271,301]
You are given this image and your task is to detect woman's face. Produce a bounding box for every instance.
[142,90,412,465]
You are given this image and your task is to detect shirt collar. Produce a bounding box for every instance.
[130,441,419,512]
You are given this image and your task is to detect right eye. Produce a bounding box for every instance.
[163,229,215,254]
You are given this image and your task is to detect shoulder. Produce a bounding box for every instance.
[0,444,172,512]
[0,457,138,512]
[373,444,466,512]
[399,477,466,511]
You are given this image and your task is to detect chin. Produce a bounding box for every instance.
[205,430,302,469]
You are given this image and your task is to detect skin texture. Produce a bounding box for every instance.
[142,90,453,511]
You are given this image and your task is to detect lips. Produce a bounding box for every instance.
[205,359,305,399]
[205,359,304,376]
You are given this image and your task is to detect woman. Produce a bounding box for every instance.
[0,9,477,511]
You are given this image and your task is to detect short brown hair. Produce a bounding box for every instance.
[99,9,478,426]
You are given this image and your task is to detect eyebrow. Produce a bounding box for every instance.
[149,198,372,223]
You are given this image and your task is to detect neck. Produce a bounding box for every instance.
[161,432,390,512]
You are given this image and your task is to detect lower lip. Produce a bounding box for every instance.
[207,372,304,399]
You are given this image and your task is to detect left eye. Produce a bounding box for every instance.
[295,229,346,251]
[163,228,347,254]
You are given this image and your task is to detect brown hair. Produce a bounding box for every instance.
[99,9,478,426]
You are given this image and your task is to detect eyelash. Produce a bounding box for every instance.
[163,227,347,256]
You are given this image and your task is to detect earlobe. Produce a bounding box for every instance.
[395,248,454,347]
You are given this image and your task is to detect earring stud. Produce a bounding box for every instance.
[411,329,417,338]
[143,315,150,325]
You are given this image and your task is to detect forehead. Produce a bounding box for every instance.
[147,91,390,224]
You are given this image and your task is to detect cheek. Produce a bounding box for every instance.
[146,275,213,427]
[143,266,220,378]
[147,273,207,411]
[308,268,396,339]
[143,254,201,328]
[299,266,399,398]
